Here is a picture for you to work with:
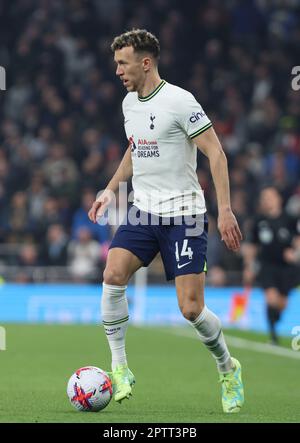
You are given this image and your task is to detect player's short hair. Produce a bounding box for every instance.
[111,29,160,62]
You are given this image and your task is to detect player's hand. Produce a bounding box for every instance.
[88,189,113,224]
[218,207,242,252]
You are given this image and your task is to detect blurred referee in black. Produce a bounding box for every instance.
[243,186,300,344]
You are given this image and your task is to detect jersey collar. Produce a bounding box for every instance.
[138,80,166,102]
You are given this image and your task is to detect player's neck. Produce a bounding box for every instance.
[138,75,162,98]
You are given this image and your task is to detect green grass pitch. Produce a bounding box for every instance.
[0,324,299,423]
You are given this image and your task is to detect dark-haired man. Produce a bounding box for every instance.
[89,29,244,413]
[243,186,300,344]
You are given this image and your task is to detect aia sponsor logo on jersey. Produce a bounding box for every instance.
[138,138,157,145]
[130,136,160,158]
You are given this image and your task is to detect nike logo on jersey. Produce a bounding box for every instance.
[177,261,192,269]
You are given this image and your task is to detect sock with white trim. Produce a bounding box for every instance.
[188,305,233,373]
[101,282,129,371]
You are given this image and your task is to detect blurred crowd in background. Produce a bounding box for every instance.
[0,0,299,284]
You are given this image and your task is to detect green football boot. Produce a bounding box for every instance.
[219,357,244,413]
[107,364,135,403]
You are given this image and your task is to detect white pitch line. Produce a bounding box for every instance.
[164,328,300,360]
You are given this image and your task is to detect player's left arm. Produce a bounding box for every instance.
[193,126,242,252]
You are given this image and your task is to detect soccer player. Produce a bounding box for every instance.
[88,29,244,413]
[243,186,300,344]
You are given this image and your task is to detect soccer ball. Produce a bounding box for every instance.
[67,366,113,412]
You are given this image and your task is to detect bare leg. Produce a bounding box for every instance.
[175,273,233,373]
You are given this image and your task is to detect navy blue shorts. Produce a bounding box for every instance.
[109,206,208,281]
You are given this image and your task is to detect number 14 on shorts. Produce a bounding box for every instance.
[175,240,193,263]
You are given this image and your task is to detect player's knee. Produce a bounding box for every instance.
[178,287,205,321]
[179,299,205,322]
[103,267,128,286]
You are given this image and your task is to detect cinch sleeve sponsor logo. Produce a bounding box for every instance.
[189,111,206,123]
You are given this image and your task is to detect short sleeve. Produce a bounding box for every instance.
[177,92,212,139]
[122,92,132,119]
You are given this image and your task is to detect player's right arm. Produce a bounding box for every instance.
[88,145,132,223]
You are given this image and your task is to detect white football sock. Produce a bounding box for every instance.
[188,305,233,373]
[101,282,129,371]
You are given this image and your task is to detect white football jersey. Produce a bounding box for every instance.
[122,80,212,217]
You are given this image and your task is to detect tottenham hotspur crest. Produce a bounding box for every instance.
[150,114,155,130]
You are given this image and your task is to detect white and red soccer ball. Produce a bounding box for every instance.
[67,366,113,412]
